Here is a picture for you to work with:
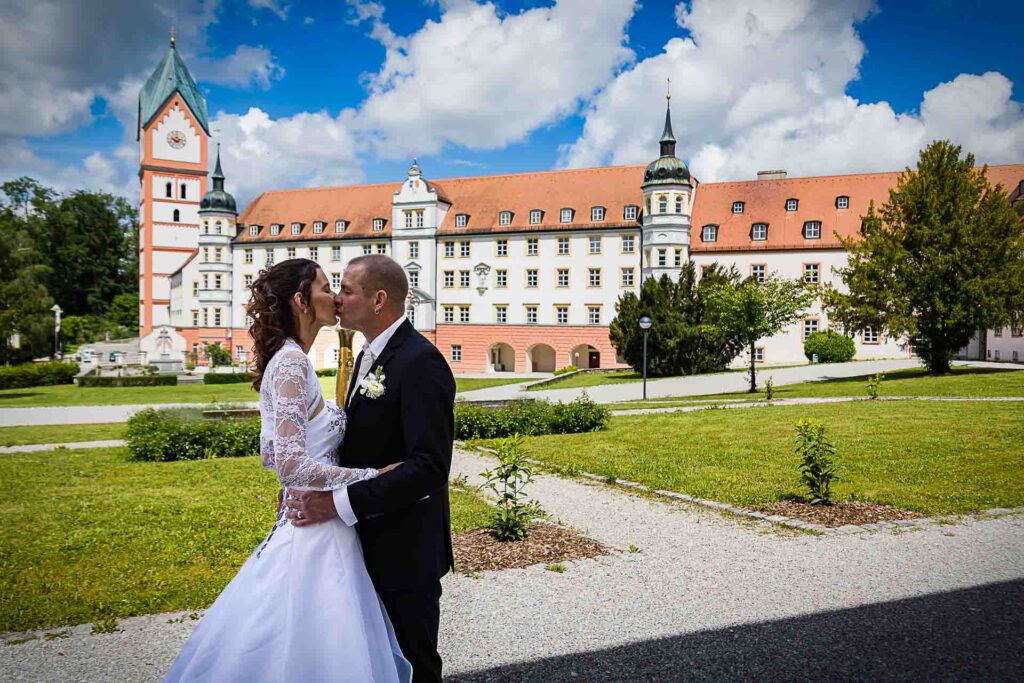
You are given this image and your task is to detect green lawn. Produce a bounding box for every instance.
[528,364,808,392]
[454,377,528,393]
[0,447,492,632]
[511,400,1024,516]
[0,423,126,447]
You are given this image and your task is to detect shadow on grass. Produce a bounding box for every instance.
[447,579,1024,682]
[0,391,44,401]
[811,366,1017,385]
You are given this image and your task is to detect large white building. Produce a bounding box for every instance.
[138,41,1024,372]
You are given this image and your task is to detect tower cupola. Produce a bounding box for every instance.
[199,145,237,215]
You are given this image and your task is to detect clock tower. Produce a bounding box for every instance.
[137,35,210,335]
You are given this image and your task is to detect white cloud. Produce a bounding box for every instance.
[197,45,286,90]
[249,0,288,21]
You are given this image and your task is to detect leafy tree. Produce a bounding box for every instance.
[107,293,139,329]
[0,226,53,364]
[708,276,816,392]
[204,342,233,368]
[824,141,1024,373]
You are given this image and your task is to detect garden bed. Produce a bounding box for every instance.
[453,522,611,573]
[754,500,925,527]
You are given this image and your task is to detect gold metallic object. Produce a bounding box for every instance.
[336,327,356,405]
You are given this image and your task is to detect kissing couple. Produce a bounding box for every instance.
[165,254,456,683]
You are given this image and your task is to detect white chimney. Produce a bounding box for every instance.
[757,170,787,181]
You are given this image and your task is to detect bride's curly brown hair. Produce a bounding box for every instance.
[246,258,320,391]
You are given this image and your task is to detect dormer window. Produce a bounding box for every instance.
[248,225,259,237]
[529,209,543,224]
[291,222,303,235]
[785,198,798,212]
[751,223,768,241]
[335,220,346,233]
[372,218,385,232]
[732,201,744,214]
[591,206,605,222]
[455,213,468,228]
[860,219,873,237]
[701,225,718,242]
[624,205,638,221]
[836,195,850,210]
[560,208,573,223]
[270,224,282,236]
[803,221,821,239]
[499,211,513,226]
[313,221,325,234]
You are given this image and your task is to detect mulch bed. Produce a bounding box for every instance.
[453,523,612,573]
[754,499,925,527]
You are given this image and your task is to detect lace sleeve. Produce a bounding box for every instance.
[270,349,378,491]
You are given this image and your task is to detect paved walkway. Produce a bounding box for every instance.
[2,448,1021,680]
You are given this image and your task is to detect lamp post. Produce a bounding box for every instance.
[638,315,652,400]
[50,304,62,360]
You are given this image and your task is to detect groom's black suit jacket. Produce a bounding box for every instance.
[338,319,456,592]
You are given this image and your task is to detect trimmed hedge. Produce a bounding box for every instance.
[203,372,254,385]
[552,365,578,376]
[78,374,177,387]
[0,361,80,390]
[316,368,337,377]
[804,330,857,364]
[125,408,260,461]
[455,394,609,440]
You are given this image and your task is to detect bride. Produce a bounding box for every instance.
[165,258,412,682]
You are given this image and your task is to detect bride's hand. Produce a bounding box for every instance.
[378,462,403,475]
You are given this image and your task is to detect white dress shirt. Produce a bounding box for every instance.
[334,315,407,525]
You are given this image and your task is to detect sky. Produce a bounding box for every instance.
[1,0,1022,208]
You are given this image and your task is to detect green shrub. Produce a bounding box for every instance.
[203,372,254,385]
[794,418,839,505]
[125,408,260,462]
[552,365,578,376]
[78,373,176,388]
[481,435,538,541]
[455,394,609,440]
[0,361,79,390]
[867,372,884,399]
[803,330,856,364]
[316,368,337,377]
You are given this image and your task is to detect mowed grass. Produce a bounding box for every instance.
[0,447,492,632]
[0,423,126,446]
[513,400,1024,516]
[529,364,807,391]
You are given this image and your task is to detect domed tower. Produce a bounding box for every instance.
[196,144,237,335]
[641,92,692,282]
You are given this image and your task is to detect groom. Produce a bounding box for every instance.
[287,254,456,683]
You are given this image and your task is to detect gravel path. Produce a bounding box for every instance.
[3,448,1022,681]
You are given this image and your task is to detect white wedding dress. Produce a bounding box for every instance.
[165,339,412,683]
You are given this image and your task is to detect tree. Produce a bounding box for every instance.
[0,225,53,364]
[204,342,232,368]
[708,277,816,392]
[107,293,139,330]
[824,141,1024,373]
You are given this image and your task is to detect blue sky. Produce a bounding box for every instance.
[2,0,1022,206]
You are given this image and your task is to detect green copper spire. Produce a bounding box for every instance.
[138,37,209,139]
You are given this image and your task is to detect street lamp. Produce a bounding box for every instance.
[50,304,62,360]
[638,315,652,400]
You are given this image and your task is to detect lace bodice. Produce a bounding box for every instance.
[258,339,378,491]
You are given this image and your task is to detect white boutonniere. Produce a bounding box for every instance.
[358,366,386,399]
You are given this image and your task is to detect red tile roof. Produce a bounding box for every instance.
[237,183,396,242]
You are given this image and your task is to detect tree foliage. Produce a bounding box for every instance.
[824,141,1024,373]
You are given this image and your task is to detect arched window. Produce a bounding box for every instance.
[165,182,172,198]
[173,209,180,222]
[180,184,187,199]
[675,195,683,213]
[215,220,223,235]
[658,195,667,213]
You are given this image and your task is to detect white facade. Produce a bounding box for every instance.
[150,105,202,164]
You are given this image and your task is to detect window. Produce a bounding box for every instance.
[291,222,302,235]
[1012,323,1023,337]
[214,274,222,289]
[674,249,683,267]
[621,267,635,287]
[732,201,744,214]
[621,235,636,253]
[702,225,718,242]
[995,350,1001,360]
[202,274,209,289]
[202,247,209,263]
[496,239,508,256]
[444,241,455,258]
[269,224,281,236]
[455,214,468,228]
[803,318,819,338]
[527,238,539,255]
[560,208,573,223]
[588,306,601,325]
[860,219,873,237]
[404,212,413,229]
[675,195,683,213]
[180,184,187,199]
[588,235,602,254]
[408,241,419,259]
[624,205,638,221]
[372,218,385,232]
[803,263,820,284]
[249,225,259,236]
[459,306,470,323]
[265,249,275,265]
[287,247,296,259]
[243,274,253,289]
[530,209,542,225]
[862,327,879,344]
[202,309,208,326]
[588,268,601,287]
[499,211,512,226]
[407,270,419,288]
[331,272,342,289]
[751,223,768,241]
[360,243,371,255]
[526,269,538,288]
[192,310,199,326]
[495,306,508,324]
[214,247,222,262]
[557,269,569,287]
[556,306,569,325]
[753,347,765,362]
[526,306,538,325]
[331,245,341,261]
[657,249,667,267]
[443,306,454,323]
[244,249,253,264]
[213,308,222,326]
[375,243,387,254]
[335,220,346,233]
[459,241,470,258]
[451,345,462,362]
[459,270,470,288]
[309,246,319,261]
[658,195,667,213]
[994,326,1003,337]
[165,182,172,198]
[591,207,605,222]
[557,237,570,255]
[172,209,180,222]
[750,264,766,283]
[443,271,454,288]
[313,221,325,234]
[213,220,222,235]
[836,196,850,210]
[416,211,424,228]
[803,221,822,239]
[495,269,507,288]
[786,198,798,212]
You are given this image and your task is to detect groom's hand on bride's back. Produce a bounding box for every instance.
[286,490,338,527]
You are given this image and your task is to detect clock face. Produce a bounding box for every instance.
[166,130,186,149]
